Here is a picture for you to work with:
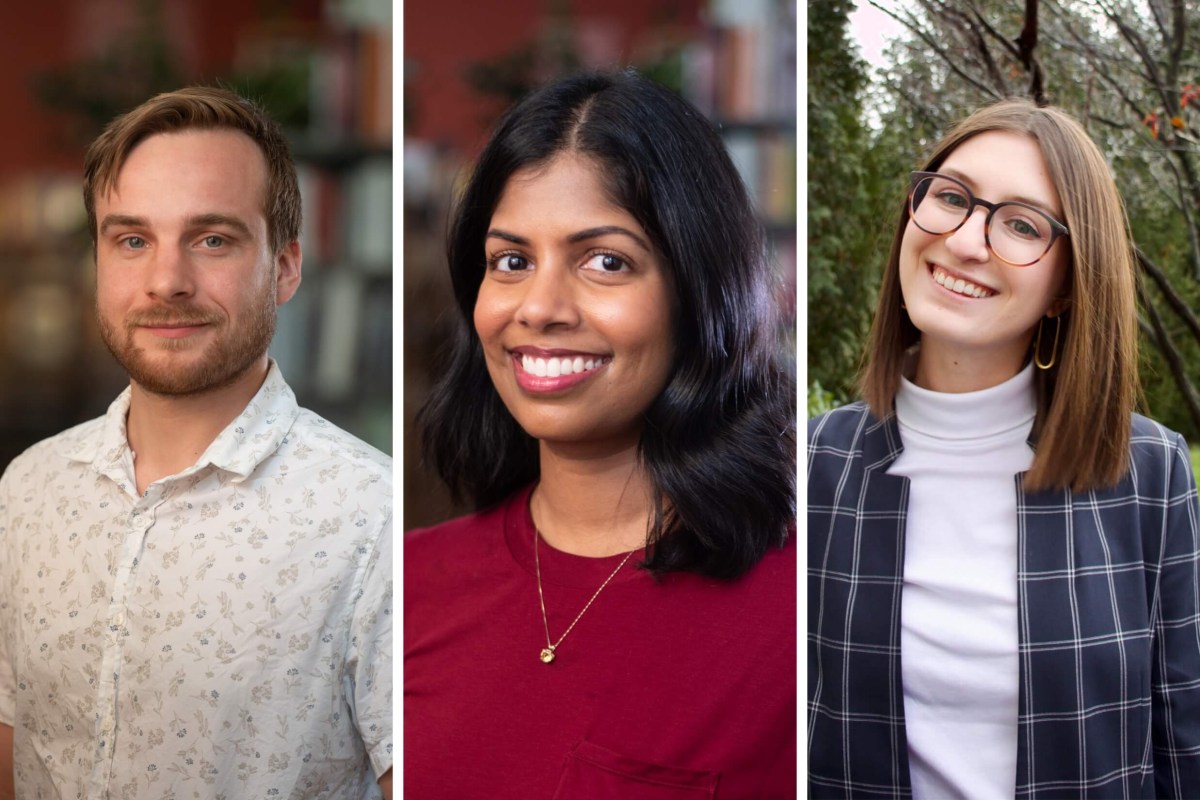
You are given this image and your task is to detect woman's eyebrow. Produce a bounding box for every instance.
[486,229,528,245]
[939,168,1061,215]
[567,226,650,251]
[487,226,652,251]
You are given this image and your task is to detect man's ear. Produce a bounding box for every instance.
[275,240,302,306]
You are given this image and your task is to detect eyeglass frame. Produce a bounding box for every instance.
[907,171,1070,267]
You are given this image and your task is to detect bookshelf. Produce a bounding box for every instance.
[684,0,797,317]
[267,9,393,455]
[0,1,391,480]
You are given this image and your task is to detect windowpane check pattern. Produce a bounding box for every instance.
[808,403,1200,797]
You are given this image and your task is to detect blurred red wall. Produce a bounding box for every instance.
[0,0,323,177]
[404,0,703,155]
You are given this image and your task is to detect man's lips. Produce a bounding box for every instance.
[138,323,210,339]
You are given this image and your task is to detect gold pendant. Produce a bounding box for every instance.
[539,647,555,664]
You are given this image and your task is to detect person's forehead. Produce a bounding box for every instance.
[95,129,272,239]
[117,128,268,184]
[941,131,1061,212]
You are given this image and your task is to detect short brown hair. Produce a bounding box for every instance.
[859,99,1139,492]
[83,86,301,254]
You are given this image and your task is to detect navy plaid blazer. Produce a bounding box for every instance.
[808,402,1200,798]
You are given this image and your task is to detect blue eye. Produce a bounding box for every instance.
[123,236,147,250]
[202,235,224,248]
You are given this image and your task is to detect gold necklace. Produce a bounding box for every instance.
[534,526,635,664]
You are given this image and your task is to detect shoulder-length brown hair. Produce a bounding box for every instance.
[859,99,1138,492]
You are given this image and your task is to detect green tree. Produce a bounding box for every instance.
[807,0,893,411]
[841,0,1200,440]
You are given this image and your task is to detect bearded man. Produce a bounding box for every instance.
[0,87,392,799]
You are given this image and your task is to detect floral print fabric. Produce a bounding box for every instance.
[0,363,392,798]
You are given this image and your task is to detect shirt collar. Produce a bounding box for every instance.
[62,360,301,484]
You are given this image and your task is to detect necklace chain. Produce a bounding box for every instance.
[534,526,634,664]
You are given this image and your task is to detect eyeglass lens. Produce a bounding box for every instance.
[911,175,1054,266]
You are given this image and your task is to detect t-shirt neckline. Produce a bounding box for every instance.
[503,485,645,589]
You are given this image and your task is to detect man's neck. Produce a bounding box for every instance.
[125,358,270,494]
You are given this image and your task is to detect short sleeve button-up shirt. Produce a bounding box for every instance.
[0,362,393,799]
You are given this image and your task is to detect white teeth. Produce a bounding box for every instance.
[933,268,992,298]
[521,354,609,377]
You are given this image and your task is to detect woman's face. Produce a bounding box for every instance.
[898,130,1070,390]
[474,152,674,454]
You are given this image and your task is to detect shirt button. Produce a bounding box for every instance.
[101,717,114,735]
[112,611,125,627]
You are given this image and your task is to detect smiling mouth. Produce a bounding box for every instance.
[931,266,996,299]
[520,353,611,378]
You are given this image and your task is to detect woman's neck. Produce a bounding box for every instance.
[532,441,656,557]
[913,337,1031,393]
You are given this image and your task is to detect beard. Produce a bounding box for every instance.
[98,284,277,397]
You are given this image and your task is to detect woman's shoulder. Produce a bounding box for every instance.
[1125,412,1194,484]
[807,400,874,442]
[407,501,506,541]
[1129,412,1191,451]
[405,487,531,574]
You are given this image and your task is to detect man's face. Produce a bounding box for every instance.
[93,129,300,397]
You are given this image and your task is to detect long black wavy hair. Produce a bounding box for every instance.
[419,69,795,580]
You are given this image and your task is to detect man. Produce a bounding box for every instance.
[0,88,392,798]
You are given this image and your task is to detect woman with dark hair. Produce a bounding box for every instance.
[406,70,796,799]
[808,99,1200,797]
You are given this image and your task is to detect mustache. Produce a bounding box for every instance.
[125,305,223,328]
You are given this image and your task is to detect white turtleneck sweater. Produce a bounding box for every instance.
[888,362,1036,799]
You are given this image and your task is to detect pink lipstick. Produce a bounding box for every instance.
[510,348,610,393]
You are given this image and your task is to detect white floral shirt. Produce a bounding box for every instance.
[0,363,392,799]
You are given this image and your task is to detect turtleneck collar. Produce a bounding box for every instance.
[896,361,1036,442]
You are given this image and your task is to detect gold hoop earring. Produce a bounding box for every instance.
[1034,314,1061,370]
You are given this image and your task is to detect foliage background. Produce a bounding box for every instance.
[808,0,1200,448]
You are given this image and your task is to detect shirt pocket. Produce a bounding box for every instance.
[552,739,719,799]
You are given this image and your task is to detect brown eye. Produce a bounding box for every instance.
[582,253,630,273]
[496,254,529,272]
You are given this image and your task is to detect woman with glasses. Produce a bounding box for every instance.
[809,98,1200,797]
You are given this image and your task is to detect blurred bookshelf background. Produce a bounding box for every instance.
[404,0,796,528]
[0,0,392,469]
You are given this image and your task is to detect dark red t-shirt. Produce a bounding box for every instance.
[404,486,796,799]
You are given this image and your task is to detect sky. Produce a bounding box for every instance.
[849,0,904,68]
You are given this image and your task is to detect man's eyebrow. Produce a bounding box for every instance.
[188,214,254,238]
[98,213,257,240]
[99,214,148,235]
